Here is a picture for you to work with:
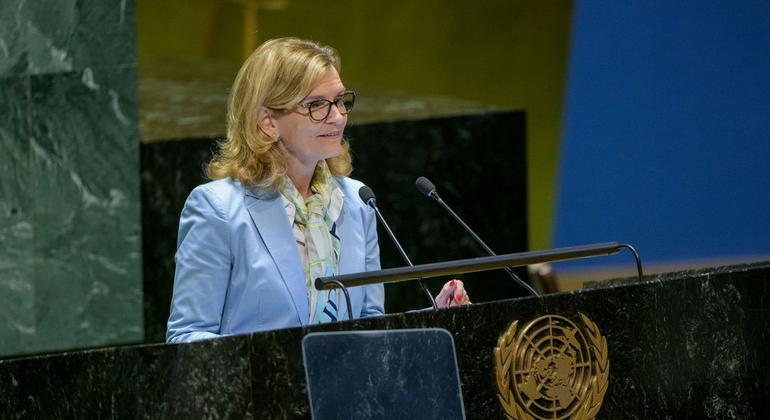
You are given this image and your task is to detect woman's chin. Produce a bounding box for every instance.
[317,142,343,159]
[321,148,343,160]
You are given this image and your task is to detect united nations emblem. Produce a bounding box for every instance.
[493,313,609,420]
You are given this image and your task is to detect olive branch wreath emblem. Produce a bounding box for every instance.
[493,313,609,420]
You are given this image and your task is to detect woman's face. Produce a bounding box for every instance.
[274,67,347,174]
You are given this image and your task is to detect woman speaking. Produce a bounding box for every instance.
[167,38,469,344]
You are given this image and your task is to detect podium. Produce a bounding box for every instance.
[1,260,769,419]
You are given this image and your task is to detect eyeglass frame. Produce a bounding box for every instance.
[295,90,356,122]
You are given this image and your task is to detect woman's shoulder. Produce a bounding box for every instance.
[335,176,365,189]
[185,178,260,215]
[191,177,243,199]
[334,176,368,208]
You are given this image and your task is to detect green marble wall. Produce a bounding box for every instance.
[0,0,143,357]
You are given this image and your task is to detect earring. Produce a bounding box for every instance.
[271,133,280,143]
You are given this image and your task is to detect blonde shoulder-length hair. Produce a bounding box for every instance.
[207,37,352,190]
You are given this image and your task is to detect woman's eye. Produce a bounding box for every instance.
[309,101,328,112]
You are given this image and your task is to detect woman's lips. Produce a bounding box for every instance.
[318,131,341,138]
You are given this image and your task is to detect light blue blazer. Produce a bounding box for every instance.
[166,177,385,344]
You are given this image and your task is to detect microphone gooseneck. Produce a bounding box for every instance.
[358,186,438,310]
[414,176,541,297]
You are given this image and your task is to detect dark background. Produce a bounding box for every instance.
[140,111,528,342]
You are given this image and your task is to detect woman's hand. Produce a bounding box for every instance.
[435,279,471,308]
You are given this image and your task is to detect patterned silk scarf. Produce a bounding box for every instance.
[279,161,344,324]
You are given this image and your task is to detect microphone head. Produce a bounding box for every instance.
[358,185,377,206]
[415,176,437,197]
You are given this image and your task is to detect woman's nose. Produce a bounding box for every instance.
[325,101,346,124]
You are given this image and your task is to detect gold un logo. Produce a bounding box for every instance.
[493,313,609,420]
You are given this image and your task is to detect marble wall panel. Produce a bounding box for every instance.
[0,0,142,358]
[23,1,79,75]
[24,66,142,353]
[0,0,136,77]
[62,0,137,70]
[0,77,35,355]
[0,0,28,76]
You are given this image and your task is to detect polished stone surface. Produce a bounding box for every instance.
[140,111,529,342]
[0,261,768,419]
[26,67,143,352]
[0,76,35,352]
[0,337,252,419]
[0,0,135,77]
[0,0,143,358]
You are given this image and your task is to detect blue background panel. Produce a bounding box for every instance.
[555,1,770,270]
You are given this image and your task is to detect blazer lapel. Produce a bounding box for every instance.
[336,199,356,278]
[335,182,361,320]
[244,189,308,326]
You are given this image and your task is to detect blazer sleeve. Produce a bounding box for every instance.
[166,186,231,343]
[359,205,385,317]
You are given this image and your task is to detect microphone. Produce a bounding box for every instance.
[415,176,540,297]
[358,186,438,310]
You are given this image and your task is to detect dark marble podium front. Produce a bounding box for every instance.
[1,261,769,419]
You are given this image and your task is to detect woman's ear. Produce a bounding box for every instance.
[256,107,278,139]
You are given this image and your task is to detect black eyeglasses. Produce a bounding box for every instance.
[298,91,356,122]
